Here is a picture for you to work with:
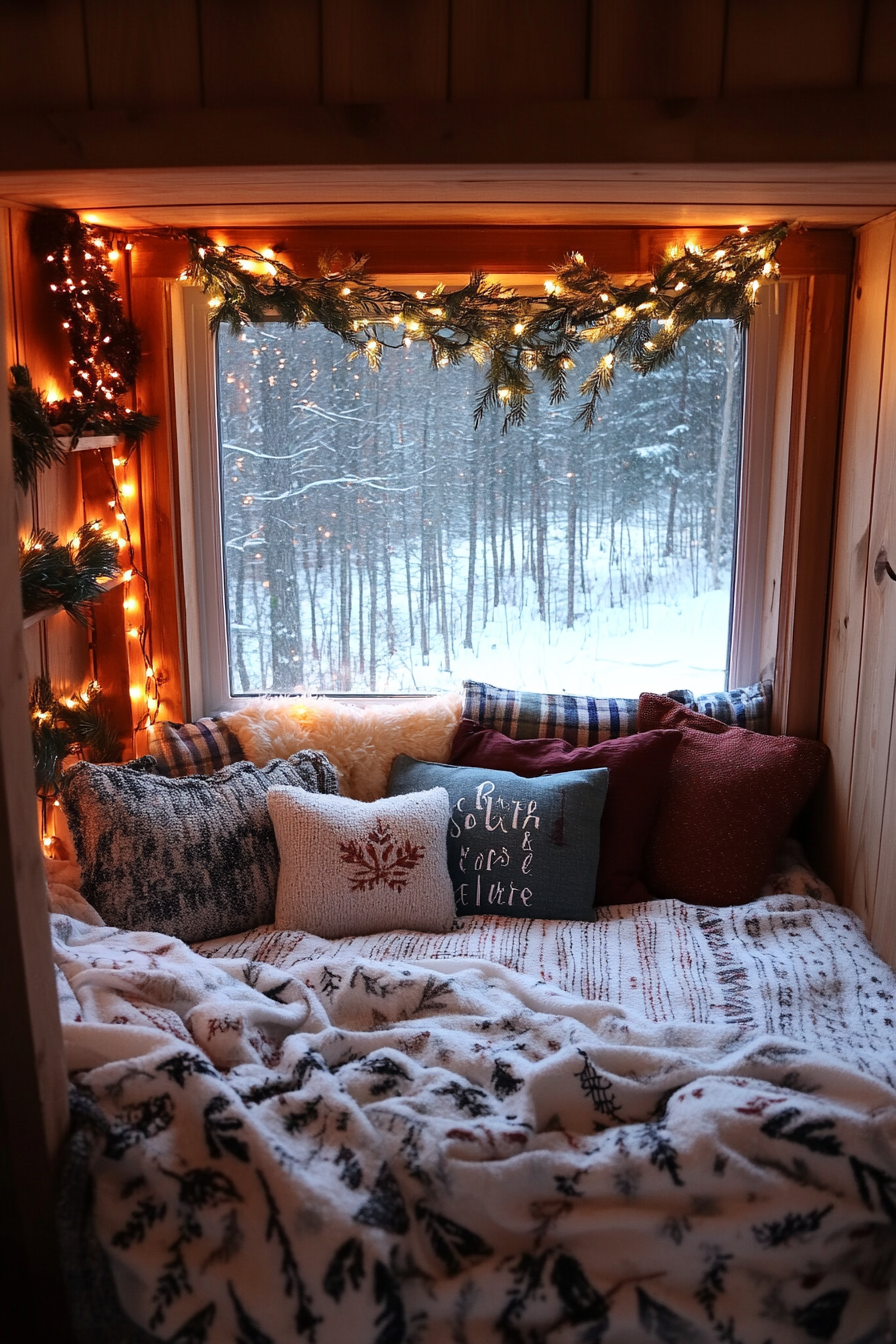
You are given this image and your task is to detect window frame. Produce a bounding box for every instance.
[171,271,808,718]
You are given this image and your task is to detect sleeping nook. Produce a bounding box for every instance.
[2,3,896,1339]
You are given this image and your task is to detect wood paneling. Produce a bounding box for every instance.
[0,0,89,112]
[322,0,449,104]
[771,271,851,739]
[817,218,894,899]
[83,0,202,110]
[1,86,894,172]
[862,0,896,86]
[128,225,854,284]
[129,277,187,726]
[450,0,590,101]
[201,0,320,106]
[724,0,865,93]
[591,0,726,99]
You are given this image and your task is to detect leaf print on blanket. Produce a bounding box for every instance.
[335,1145,364,1189]
[227,1282,274,1344]
[638,1123,684,1187]
[361,1055,412,1097]
[636,1285,703,1341]
[791,1288,850,1341]
[166,1301,217,1343]
[414,1202,492,1276]
[491,1060,522,1099]
[850,1156,896,1221]
[434,1079,494,1117]
[354,1162,410,1235]
[752,1206,834,1247]
[760,1107,843,1156]
[323,1237,366,1302]
[550,1252,609,1334]
[257,1167,321,1339]
[203,1095,249,1163]
[156,1052,220,1089]
[373,1259,407,1344]
[111,1195,167,1250]
[340,820,424,892]
[105,1093,175,1159]
[575,1052,622,1121]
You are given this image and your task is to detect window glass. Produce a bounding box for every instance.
[216,320,745,696]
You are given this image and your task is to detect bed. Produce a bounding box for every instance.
[52,847,896,1344]
[48,691,896,1342]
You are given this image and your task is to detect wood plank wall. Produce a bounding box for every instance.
[0,0,893,119]
[819,211,896,968]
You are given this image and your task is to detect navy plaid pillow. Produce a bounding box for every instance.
[463,679,772,744]
[668,680,773,732]
[145,716,245,777]
[462,681,641,746]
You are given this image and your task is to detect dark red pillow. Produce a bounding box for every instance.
[637,694,829,907]
[449,718,682,906]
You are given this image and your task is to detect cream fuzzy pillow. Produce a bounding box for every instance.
[223,693,462,801]
[268,786,457,939]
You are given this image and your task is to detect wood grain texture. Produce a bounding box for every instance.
[1,87,895,170]
[84,0,203,110]
[127,226,855,282]
[201,0,320,106]
[0,0,90,112]
[772,271,852,740]
[591,0,726,99]
[817,217,894,899]
[129,277,187,727]
[862,0,896,86]
[0,207,73,1338]
[450,0,590,100]
[843,231,896,944]
[323,0,449,103]
[724,0,865,93]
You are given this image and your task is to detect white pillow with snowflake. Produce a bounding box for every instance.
[267,785,456,938]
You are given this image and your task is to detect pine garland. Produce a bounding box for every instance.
[9,364,68,491]
[181,221,790,430]
[31,675,121,796]
[20,523,120,623]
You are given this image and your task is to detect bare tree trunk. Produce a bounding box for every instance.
[665,345,689,557]
[383,527,395,656]
[436,521,451,673]
[464,468,478,649]
[711,325,738,589]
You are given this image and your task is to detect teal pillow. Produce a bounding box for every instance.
[387,756,608,922]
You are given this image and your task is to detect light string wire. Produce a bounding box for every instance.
[31,212,160,730]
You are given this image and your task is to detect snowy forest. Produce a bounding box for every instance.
[216,316,745,697]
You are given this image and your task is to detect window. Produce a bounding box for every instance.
[180,279,785,713]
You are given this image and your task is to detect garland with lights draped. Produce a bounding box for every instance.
[8,364,68,491]
[180,220,789,430]
[28,209,161,728]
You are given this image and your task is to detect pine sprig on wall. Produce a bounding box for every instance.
[181,221,789,431]
[20,523,120,623]
[9,364,67,491]
[30,676,122,796]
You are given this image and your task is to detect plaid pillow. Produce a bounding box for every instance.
[462,681,641,746]
[669,681,773,732]
[462,679,773,745]
[145,716,245,777]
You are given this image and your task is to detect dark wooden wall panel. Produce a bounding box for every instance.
[0,0,89,111]
[862,0,896,85]
[591,0,726,99]
[724,0,865,93]
[201,0,320,106]
[451,0,590,101]
[322,0,449,103]
[84,0,203,110]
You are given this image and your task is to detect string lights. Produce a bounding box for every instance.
[178,220,789,431]
[28,209,161,730]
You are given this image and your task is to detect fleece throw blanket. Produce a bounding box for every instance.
[54,914,896,1344]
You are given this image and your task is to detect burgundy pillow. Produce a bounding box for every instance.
[450,718,682,906]
[637,694,829,907]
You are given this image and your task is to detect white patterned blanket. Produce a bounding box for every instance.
[53,902,896,1344]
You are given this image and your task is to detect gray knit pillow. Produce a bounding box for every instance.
[61,751,339,942]
[268,786,457,939]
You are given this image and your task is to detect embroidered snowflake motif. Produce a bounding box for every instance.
[339,821,424,892]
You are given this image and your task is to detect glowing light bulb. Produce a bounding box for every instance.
[124,598,137,612]
[573,252,584,264]
[366,339,378,351]
[497,388,511,402]
[415,290,426,300]
[122,568,134,580]
[341,286,351,296]
[544,280,556,294]
[261,248,275,260]
[146,696,159,713]
[513,323,525,335]
[128,628,140,639]
[119,483,134,498]
[129,685,143,700]
[739,225,749,234]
